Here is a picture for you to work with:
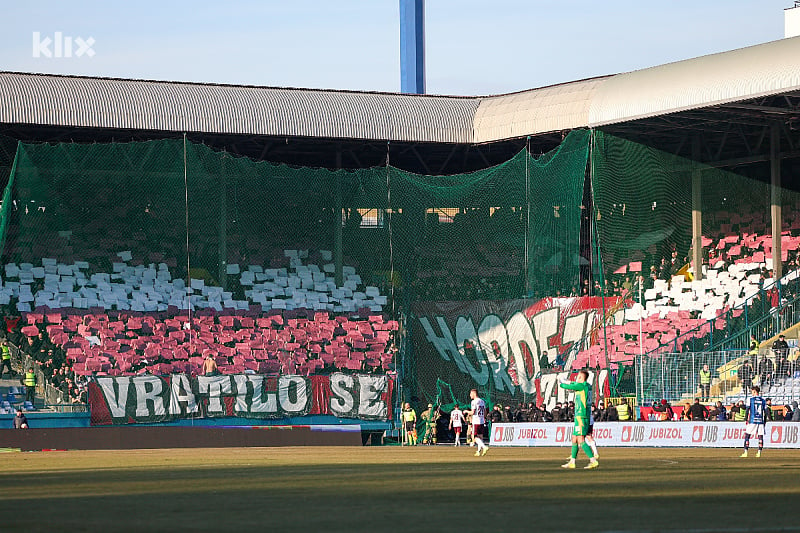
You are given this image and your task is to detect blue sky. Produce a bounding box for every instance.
[0,0,793,95]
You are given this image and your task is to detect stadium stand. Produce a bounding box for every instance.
[573,215,800,370]
[0,249,398,408]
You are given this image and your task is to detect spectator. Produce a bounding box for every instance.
[688,398,709,421]
[772,334,789,360]
[739,359,754,392]
[748,335,759,357]
[709,401,727,421]
[490,404,503,424]
[551,402,563,422]
[23,367,36,403]
[593,400,605,422]
[652,399,671,421]
[565,401,575,422]
[699,364,712,402]
[758,356,774,389]
[777,354,792,378]
[766,398,775,421]
[13,409,28,429]
[201,354,219,376]
[539,350,550,372]
[730,400,747,422]
[681,401,693,421]
[617,399,632,422]
[792,401,800,422]
[0,339,12,379]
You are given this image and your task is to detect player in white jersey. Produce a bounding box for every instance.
[466,389,488,456]
[449,404,465,446]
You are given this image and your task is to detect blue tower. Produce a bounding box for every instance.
[400,0,425,94]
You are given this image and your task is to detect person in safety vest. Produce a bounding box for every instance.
[0,339,12,379]
[616,399,631,421]
[699,364,712,402]
[23,368,36,403]
[401,402,417,446]
[731,400,747,422]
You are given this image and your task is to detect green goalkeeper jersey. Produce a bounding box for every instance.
[559,381,591,419]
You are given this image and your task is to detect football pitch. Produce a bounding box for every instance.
[1,446,799,533]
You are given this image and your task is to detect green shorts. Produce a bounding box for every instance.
[572,416,589,437]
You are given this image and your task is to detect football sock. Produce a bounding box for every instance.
[571,443,578,459]
[474,437,485,451]
[581,442,594,459]
[758,436,763,450]
[743,435,750,450]
[588,440,598,456]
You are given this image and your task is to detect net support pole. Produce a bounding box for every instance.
[691,136,703,281]
[218,156,228,291]
[770,122,782,281]
[334,150,344,287]
[0,142,21,259]
[524,136,530,296]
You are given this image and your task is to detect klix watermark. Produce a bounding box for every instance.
[32,31,95,58]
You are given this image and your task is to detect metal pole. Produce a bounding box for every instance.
[691,136,703,280]
[770,122,782,280]
[218,154,227,291]
[638,278,644,406]
[524,137,530,296]
[334,150,343,287]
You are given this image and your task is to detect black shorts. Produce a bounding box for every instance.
[586,424,594,436]
[405,421,415,432]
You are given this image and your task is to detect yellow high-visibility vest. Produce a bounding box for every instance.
[24,371,35,388]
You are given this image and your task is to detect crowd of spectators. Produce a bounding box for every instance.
[643,397,800,422]
[0,305,89,404]
[479,398,634,424]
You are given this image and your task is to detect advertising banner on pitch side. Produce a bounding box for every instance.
[490,422,800,448]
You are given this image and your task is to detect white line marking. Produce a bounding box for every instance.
[600,526,800,533]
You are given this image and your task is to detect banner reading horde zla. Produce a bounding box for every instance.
[88,373,394,425]
[413,297,616,409]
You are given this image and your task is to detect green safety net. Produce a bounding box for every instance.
[0,132,590,416]
[6,129,800,411]
[2,132,589,299]
[592,131,800,399]
[591,130,800,297]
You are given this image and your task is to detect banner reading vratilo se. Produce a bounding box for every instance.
[88,373,394,425]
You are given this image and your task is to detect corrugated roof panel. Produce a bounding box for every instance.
[589,37,800,126]
[0,73,477,143]
[472,79,607,142]
[3,35,800,144]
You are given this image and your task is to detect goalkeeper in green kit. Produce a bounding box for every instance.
[559,369,599,470]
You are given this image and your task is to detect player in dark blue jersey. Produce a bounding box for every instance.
[741,386,769,458]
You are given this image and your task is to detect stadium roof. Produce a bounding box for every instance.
[2,36,800,146]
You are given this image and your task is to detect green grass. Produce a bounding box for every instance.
[1,446,799,532]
